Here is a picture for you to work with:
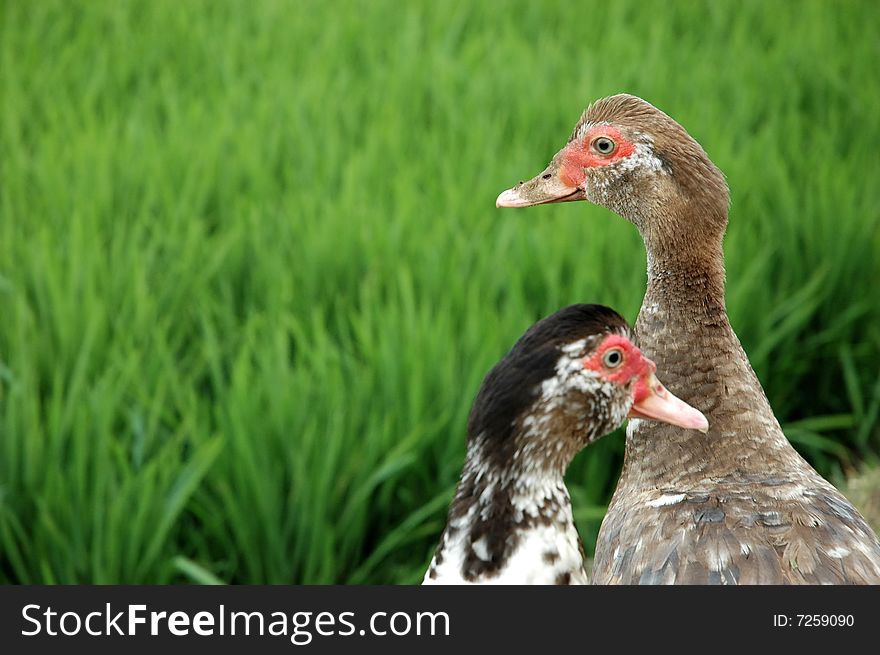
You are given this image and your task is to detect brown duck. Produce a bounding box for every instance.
[496,94,880,584]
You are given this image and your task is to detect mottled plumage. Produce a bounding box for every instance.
[497,94,880,584]
[424,304,706,584]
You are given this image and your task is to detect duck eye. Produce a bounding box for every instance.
[592,136,616,155]
[602,348,623,369]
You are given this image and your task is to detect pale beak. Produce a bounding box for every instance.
[628,372,709,432]
[495,150,585,208]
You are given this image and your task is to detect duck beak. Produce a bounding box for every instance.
[628,372,709,432]
[495,154,585,208]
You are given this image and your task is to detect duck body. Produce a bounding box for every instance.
[497,94,880,584]
[424,304,707,585]
[596,282,880,584]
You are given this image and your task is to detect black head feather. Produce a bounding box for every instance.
[466,304,631,449]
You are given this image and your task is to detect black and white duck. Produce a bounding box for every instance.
[424,304,707,584]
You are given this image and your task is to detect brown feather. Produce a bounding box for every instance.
[502,93,880,584]
[558,95,880,585]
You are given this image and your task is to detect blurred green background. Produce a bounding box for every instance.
[2,0,879,584]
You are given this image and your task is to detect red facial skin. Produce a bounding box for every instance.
[582,334,656,392]
[559,125,636,187]
[582,333,708,432]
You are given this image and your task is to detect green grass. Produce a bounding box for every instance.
[1,0,879,584]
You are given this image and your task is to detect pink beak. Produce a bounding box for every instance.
[628,372,709,432]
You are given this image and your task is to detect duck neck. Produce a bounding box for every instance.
[644,231,727,314]
[439,435,580,582]
[455,437,572,538]
[623,224,802,489]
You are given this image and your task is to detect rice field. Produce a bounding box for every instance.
[1,0,879,584]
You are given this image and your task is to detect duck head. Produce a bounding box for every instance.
[468,304,708,474]
[496,94,729,248]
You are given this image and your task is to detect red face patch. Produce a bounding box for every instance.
[582,333,654,386]
[559,125,636,187]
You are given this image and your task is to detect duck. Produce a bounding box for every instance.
[423,304,708,584]
[496,94,880,584]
